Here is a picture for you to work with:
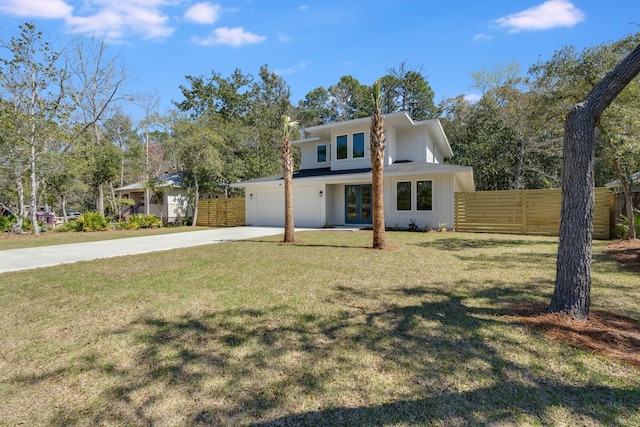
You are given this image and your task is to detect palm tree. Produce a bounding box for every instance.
[282,115,298,243]
[370,81,386,249]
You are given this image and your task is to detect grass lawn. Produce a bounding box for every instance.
[0,226,212,250]
[1,230,638,426]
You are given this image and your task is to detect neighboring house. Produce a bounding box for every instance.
[231,112,475,229]
[605,171,640,192]
[115,172,194,223]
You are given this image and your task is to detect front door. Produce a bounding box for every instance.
[345,184,372,224]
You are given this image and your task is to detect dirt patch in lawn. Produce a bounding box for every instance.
[605,238,640,272]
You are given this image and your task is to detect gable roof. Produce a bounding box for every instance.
[605,171,640,188]
[231,161,475,191]
[293,111,454,158]
[115,171,185,192]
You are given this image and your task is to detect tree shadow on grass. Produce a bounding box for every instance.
[414,237,558,252]
[24,284,639,426]
[247,382,636,426]
[237,239,369,249]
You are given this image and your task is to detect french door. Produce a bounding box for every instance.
[345,184,372,224]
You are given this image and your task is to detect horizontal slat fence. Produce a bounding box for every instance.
[196,198,245,227]
[454,188,610,239]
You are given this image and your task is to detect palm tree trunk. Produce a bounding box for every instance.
[370,82,386,249]
[283,138,295,242]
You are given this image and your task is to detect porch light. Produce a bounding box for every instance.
[249,193,253,199]
[319,190,323,197]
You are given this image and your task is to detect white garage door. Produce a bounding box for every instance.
[253,186,321,227]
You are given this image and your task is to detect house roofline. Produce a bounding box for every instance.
[230,163,474,190]
[292,112,453,157]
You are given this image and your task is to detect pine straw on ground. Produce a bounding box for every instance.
[510,239,640,370]
[606,238,640,272]
[511,303,640,369]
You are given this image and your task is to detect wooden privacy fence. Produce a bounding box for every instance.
[196,198,245,227]
[609,190,640,234]
[454,188,611,239]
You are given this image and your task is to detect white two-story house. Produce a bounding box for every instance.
[231,111,475,229]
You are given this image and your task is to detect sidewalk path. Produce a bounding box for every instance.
[0,227,292,274]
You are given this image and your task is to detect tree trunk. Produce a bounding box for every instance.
[109,183,118,217]
[15,169,25,218]
[624,189,636,240]
[514,138,526,190]
[98,183,105,216]
[61,194,68,223]
[370,84,386,249]
[550,41,640,319]
[192,176,199,227]
[371,157,385,248]
[550,106,595,319]
[30,135,39,235]
[283,138,295,242]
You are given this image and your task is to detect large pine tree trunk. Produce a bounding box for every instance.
[550,106,595,318]
[550,42,640,319]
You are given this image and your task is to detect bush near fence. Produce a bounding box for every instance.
[196,198,245,227]
[609,190,640,235]
[454,188,611,239]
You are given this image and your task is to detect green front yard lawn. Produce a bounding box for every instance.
[0,226,212,250]
[1,230,638,426]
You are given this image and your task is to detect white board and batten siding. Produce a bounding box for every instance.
[385,174,456,230]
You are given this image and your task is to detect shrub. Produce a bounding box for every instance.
[119,214,162,230]
[55,220,81,232]
[74,212,109,232]
[0,215,15,232]
[615,209,640,239]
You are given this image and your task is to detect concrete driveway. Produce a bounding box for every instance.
[0,227,293,274]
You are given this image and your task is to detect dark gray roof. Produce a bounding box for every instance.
[115,171,185,192]
[605,171,640,187]
[234,161,471,185]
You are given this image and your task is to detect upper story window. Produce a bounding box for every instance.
[317,144,327,163]
[397,181,412,211]
[417,180,432,210]
[353,132,365,158]
[336,135,348,160]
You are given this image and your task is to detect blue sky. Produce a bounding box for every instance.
[0,0,638,118]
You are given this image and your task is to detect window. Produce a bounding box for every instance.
[336,135,348,159]
[353,132,365,158]
[417,180,433,210]
[317,144,327,163]
[397,181,411,211]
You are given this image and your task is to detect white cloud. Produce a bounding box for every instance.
[184,2,221,24]
[278,32,291,42]
[192,27,266,47]
[0,0,72,19]
[473,33,493,42]
[0,0,175,41]
[298,5,310,11]
[495,0,585,32]
[275,61,309,76]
